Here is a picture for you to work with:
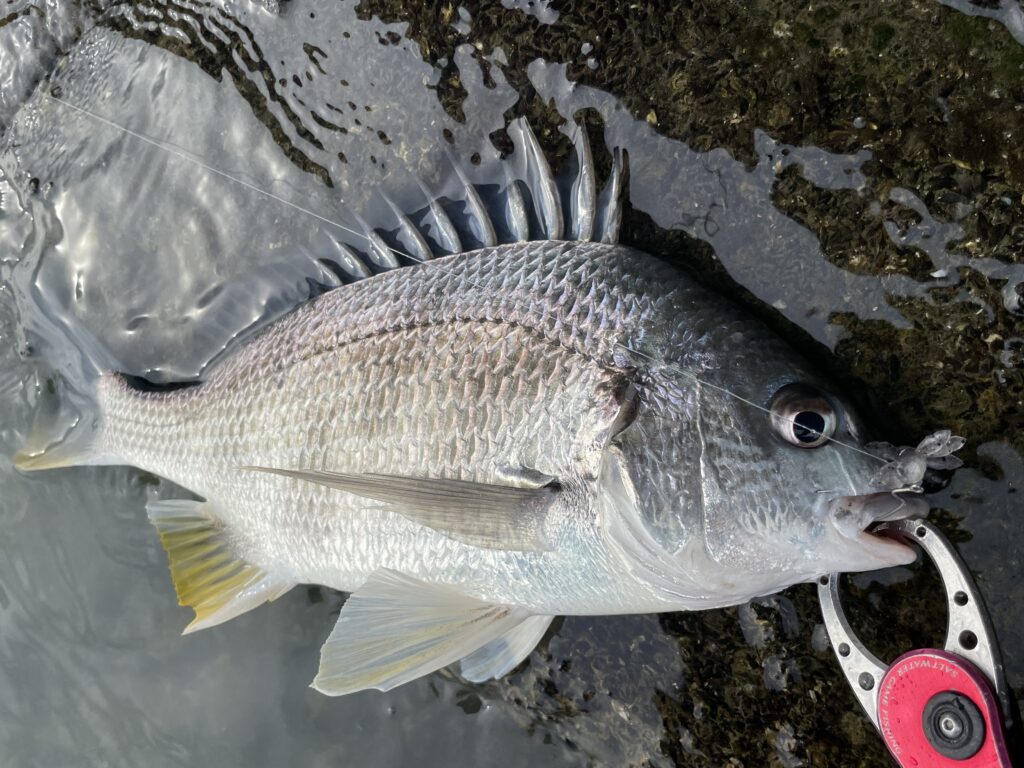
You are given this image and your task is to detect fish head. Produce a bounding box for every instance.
[605,332,924,606]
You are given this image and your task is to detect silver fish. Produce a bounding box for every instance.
[14,119,929,696]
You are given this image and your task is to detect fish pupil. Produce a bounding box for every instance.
[793,411,826,443]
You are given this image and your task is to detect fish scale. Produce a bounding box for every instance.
[93,242,660,614]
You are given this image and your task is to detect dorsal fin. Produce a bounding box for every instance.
[323,236,372,280]
[504,167,531,242]
[416,178,463,256]
[508,120,564,240]
[353,212,401,270]
[381,192,435,263]
[446,150,498,248]
[569,123,597,241]
[595,147,626,244]
[317,118,625,277]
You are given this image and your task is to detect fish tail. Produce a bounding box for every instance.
[13,370,116,472]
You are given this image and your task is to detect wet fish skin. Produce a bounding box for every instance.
[94,241,681,615]
[84,238,895,621]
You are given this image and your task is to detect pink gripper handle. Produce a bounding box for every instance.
[878,649,1012,768]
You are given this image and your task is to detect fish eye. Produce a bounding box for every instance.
[768,383,837,449]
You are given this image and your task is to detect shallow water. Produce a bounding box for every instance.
[1,1,1022,766]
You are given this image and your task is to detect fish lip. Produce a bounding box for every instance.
[828,491,931,527]
[853,528,919,567]
[851,491,930,523]
[827,491,929,568]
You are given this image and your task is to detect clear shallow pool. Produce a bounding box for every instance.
[1,1,1022,766]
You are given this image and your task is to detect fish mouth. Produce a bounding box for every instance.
[828,491,929,568]
[850,527,919,567]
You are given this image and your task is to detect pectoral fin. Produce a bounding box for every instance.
[240,466,558,552]
[313,570,532,695]
[147,499,293,633]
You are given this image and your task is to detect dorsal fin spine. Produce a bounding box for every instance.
[415,178,463,255]
[382,192,435,262]
[446,150,498,248]
[504,170,531,242]
[511,119,564,240]
[570,122,596,241]
[353,211,401,269]
[596,148,625,245]
[330,239,372,280]
[332,119,622,272]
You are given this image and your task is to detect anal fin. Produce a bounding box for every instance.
[147,499,293,633]
[313,570,534,696]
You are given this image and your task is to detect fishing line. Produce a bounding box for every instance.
[49,94,371,242]
[620,344,885,461]
[46,92,886,464]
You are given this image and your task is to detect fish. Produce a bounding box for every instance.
[13,119,933,696]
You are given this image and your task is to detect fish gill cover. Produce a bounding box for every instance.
[0,0,1022,766]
